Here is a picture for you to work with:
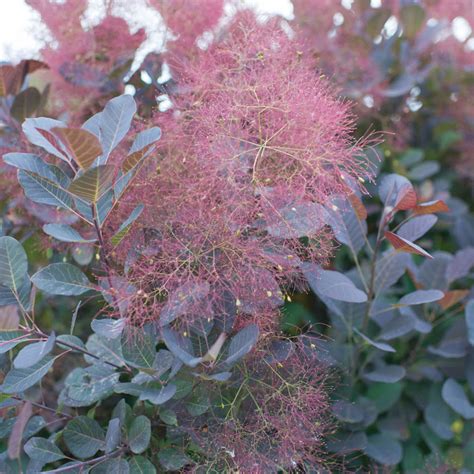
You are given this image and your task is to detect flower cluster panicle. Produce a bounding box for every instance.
[108,12,375,332]
[182,337,334,472]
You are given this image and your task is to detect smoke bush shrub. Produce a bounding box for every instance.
[0,0,472,472]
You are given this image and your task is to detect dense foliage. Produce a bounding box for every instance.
[0,0,472,472]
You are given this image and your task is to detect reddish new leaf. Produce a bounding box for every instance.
[394,184,417,211]
[122,144,154,174]
[36,129,69,162]
[0,65,18,96]
[348,193,367,220]
[7,401,33,459]
[413,200,449,215]
[438,290,469,310]
[384,231,433,259]
[53,127,102,169]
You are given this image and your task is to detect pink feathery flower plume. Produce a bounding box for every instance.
[185,338,333,471]
[109,12,375,332]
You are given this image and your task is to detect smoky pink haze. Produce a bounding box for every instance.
[182,339,333,472]
[150,0,224,60]
[108,12,376,332]
[26,0,145,122]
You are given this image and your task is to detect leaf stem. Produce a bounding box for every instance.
[44,447,127,473]
[11,396,73,420]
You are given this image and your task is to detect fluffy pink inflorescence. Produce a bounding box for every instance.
[109,13,373,331]
[27,0,145,122]
[149,0,224,61]
[188,339,333,471]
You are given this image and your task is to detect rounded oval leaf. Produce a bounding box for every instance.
[442,378,474,419]
[313,269,367,303]
[399,289,444,306]
[14,333,55,369]
[225,324,259,365]
[0,236,28,291]
[128,415,151,454]
[1,356,55,393]
[365,433,402,465]
[32,263,92,296]
[63,416,105,459]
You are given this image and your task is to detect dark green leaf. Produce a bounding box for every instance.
[32,263,93,296]
[121,328,155,369]
[1,356,55,393]
[186,389,210,416]
[139,384,177,405]
[14,332,55,369]
[366,382,403,413]
[158,447,191,471]
[24,437,65,463]
[91,458,129,473]
[105,418,121,454]
[0,236,28,292]
[159,409,177,426]
[128,416,151,454]
[129,455,156,474]
[63,416,105,459]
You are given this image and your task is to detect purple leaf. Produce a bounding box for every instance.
[446,247,474,283]
[442,378,474,419]
[374,251,410,294]
[378,174,412,207]
[365,433,402,465]
[398,289,444,306]
[266,202,326,239]
[311,269,367,303]
[378,312,416,340]
[354,329,396,353]
[364,365,406,383]
[326,196,367,254]
[397,215,437,242]
[466,300,474,347]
